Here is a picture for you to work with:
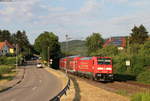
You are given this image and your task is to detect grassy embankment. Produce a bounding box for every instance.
[0,57,17,91]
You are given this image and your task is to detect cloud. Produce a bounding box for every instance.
[130,0,150,7]
[80,0,101,14]
[106,0,128,3]
[0,0,39,23]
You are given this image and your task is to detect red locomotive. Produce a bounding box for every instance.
[59,56,113,81]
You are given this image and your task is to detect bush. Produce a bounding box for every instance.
[143,56,150,67]
[0,65,15,77]
[137,71,150,84]
[4,57,16,65]
[131,92,150,101]
[129,55,145,76]
[112,53,129,74]
[0,56,7,64]
[0,56,16,65]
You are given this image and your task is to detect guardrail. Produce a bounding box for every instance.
[50,76,70,101]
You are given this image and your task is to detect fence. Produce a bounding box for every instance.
[50,76,70,101]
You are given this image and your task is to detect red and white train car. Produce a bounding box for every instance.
[59,56,113,81]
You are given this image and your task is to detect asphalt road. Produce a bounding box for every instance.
[0,65,62,101]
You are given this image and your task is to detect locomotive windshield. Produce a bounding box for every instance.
[97,58,111,65]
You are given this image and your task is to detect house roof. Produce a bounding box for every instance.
[0,40,14,50]
[103,37,126,48]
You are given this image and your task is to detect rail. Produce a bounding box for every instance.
[49,76,70,101]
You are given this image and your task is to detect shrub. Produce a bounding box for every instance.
[137,71,150,84]
[0,65,15,76]
[130,55,145,76]
[4,57,16,65]
[131,92,150,101]
[0,56,16,65]
[0,56,7,64]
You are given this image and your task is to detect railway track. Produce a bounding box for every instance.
[68,73,150,96]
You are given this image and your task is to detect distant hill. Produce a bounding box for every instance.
[60,40,87,56]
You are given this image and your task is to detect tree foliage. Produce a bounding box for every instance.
[34,32,61,68]
[0,30,11,42]
[91,45,118,57]
[130,25,149,44]
[86,33,104,55]
[15,31,30,52]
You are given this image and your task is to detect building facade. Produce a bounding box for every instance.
[0,40,14,55]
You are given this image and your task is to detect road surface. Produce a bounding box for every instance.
[0,65,62,101]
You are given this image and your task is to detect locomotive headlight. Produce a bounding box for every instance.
[106,68,112,70]
[97,67,104,70]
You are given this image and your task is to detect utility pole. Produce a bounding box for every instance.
[65,34,72,55]
[65,34,72,74]
[48,46,50,67]
[16,44,18,68]
[65,34,68,74]
[65,34,68,55]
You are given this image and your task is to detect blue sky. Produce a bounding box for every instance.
[0,0,150,44]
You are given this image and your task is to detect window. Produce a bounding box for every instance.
[97,58,111,65]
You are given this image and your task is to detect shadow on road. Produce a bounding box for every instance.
[70,77,81,101]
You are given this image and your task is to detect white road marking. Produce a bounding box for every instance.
[32,86,37,90]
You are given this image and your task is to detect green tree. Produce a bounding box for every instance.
[86,33,104,55]
[0,30,11,42]
[91,45,118,56]
[34,32,61,69]
[130,25,149,44]
[139,40,150,56]
[11,30,32,57]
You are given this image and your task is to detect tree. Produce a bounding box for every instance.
[34,32,61,69]
[10,30,32,57]
[86,33,104,55]
[15,31,31,54]
[0,30,11,42]
[130,25,149,44]
[93,45,118,56]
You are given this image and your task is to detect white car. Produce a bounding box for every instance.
[37,63,42,68]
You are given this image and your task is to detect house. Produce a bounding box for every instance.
[103,37,126,50]
[0,40,14,55]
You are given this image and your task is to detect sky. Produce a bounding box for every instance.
[0,0,150,44]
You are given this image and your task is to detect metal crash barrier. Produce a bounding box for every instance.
[50,77,70,101]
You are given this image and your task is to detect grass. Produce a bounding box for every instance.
[116,90,128,96]
[0,65,15,77]
[131,92,150,101]
[0,65,16,87]
[0,69,16,92]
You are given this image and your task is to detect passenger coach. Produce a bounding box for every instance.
[59,56,113,81]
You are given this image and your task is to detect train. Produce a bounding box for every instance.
[59,56,114,81]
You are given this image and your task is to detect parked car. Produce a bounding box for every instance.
[37,63,42,68]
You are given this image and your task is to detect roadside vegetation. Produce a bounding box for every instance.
[131,92,150,101]
[0,57,16,85]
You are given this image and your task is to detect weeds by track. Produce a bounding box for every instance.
[68,73,150,96]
